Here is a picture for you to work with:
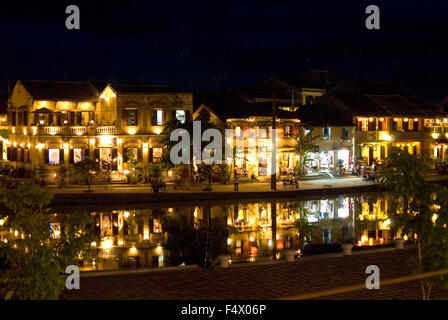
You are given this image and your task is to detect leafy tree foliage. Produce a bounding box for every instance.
[378,148,448,299]
[0,181,95,299]
[293,128,319,177]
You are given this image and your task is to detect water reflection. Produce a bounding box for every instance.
[0,193,392,271]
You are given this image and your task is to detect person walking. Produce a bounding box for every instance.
[234,172,239,191]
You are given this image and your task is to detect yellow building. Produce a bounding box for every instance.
[310,81,446,166]
[0,91,8,162]
[6,80,193,181]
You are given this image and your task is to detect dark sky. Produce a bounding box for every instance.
[1,0,448,101]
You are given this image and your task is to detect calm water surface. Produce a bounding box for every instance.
[0,192,393,271]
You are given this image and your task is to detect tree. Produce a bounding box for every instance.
[34,164,49,186]
[0,181,95,299]
[294,207,315,250]
[377,148,448,299]
[57,164,70,188]
[159,108,226,184]
[73,157,97,192]
[293,128,319,177]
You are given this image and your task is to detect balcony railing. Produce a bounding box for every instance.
[96,126,117,135]
[355,131,388,141]
[36,125,114,136]
[356,130,426,142]
[392,131,425,140]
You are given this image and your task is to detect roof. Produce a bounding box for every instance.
[354,81,442,116]
[196,90,297,121]
[0,91,8,114]
[88,80,109,93]
[314,81,445,118]
[259,70,340,93]
[109,82,174,94]
[20,80,99,101]
[295,96,354,127]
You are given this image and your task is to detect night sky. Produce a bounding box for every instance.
[1,0,448,102]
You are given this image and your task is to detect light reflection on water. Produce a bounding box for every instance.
[0,192,392,271]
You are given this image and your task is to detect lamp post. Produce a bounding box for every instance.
[271,94,277,190]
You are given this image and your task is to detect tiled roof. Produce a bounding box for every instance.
[109,83,174,94]
[20,80,99,101]
[355,81,442,116]
[314,81,445,118]
[295,96,354,127]
[196,90,297,121]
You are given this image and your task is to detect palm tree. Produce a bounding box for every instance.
[292,128,319,178]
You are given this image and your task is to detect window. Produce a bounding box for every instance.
[48,149,60,165]
[152,147,163,163]
[176,110,186,124]
[125,110,138,126]
[125,147,140,162]
[73,148,85,163]
[341,128,349,140]
[284,126,291,136]
[152,109,163,126]
[305,95,314,105]
[323,127,331,140]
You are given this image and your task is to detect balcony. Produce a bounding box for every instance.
[355,131,389,142]
[96,126,117,135]
[36,126,96,136]
[392,131,425,140]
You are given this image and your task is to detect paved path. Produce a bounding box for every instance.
[48,176,367,194]
[61,247,448,300]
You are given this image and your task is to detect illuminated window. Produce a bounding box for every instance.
[175,110,186,124]
[152,147,163,163]
[73,148,85,163]
[48,148,60,165]
[153,219,162,233]
[152,109,163,126]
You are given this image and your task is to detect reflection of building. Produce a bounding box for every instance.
[6,80,193,179]
[0,194,395,269]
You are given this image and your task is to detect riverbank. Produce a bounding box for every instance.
[44,175,448,206]
[61,246,448,300]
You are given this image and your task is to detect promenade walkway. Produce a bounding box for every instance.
[48,176,367,194]
[61,247,448,300]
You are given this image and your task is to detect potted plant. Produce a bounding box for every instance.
[217,254,231,268]
[283,249,297,262]
[341,240,354,255]
[395,237,405,249]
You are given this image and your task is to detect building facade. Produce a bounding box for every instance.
[6,80,193,181]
